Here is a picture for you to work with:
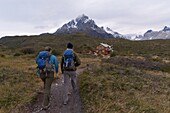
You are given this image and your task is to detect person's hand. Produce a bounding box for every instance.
[39,70,42,73]
[56,73,60,79]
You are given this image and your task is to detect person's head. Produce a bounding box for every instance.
[67,43,73,49]
[45,46,52,56]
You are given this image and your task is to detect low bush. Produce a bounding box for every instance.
[110,50,118,57]
[103,57,169,72]
[52,49,61,56]
[14,52,23,56]
[21,47,35,54]
[0,54,5,58]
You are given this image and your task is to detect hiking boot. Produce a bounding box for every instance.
[68,91,71,95]
[42,103,50,110]
[63,99,69,105]
[63,101,68,105]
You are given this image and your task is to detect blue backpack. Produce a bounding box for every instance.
[36,51,49,70]
[63,49,75,68]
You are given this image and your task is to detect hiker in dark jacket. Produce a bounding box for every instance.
[36,46,58,110]
[61,43,81,105]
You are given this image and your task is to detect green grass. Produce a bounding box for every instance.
[0,56,41,113]
[79,63,170,113]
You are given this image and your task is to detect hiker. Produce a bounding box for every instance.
[36,46,58,110]
[61,43,81,105]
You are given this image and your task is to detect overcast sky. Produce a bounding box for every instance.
[0,0,170,37]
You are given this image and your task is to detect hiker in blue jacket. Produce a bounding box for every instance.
[36,46,58,110]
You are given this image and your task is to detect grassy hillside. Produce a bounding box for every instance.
[0,33,170,113]
[0,33,170,58]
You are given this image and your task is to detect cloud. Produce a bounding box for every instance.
[0,0,170,37]
[34,26,49,29]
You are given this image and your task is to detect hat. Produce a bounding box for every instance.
[67,43,73,49]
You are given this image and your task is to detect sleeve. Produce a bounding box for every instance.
[53,56,58,73]
[74,52,81,67]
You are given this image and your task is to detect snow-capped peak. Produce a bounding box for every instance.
[75,14,90,23]
[134,26,170,40]
[104,27,117,35]
[76,14,87,20]
[145,30,153,33]
[65,14,92,29]
[65,19,77,29]
[163,26,170,32]
[102,27,125,38]
[54,14,126,38]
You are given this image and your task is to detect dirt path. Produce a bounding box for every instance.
[30,68,85,113]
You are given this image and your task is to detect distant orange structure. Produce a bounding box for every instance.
[95,43,113,55]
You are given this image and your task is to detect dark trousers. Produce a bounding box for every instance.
[40,71,54,106]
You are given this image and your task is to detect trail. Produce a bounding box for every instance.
[30,68,85,113]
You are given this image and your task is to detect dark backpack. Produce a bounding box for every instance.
[36,51,51,70]
[63,49,75,69]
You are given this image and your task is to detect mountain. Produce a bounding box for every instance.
[54,14,126,38]
[135,26,170,40]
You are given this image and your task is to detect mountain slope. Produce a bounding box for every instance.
[135,26,170,40]
[54,14,125,38]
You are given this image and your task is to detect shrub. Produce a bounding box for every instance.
[21,47,35,54]
[14,52,23,56]
[103,57,168,72]
[110,51,118,57]
[52,49,61,56]
[0,54,5,57]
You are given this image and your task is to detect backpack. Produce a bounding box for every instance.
[45,57,53,71]
[63,49,75,69]
[36,51,52,71]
